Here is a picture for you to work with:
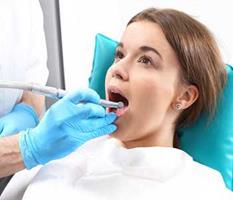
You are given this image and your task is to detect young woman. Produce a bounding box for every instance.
[5,8,233,199]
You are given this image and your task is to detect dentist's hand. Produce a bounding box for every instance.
[19,89,117,169]
[0,103,39,137]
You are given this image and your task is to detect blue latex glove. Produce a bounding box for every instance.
[0,103,39,137]
[19,89,117,169]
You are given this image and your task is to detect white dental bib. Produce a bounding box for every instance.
[13,136,233,199]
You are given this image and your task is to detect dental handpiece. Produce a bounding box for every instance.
[99,99,124,109]
[0,81,124,109]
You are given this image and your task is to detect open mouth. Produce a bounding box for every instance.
[107,87,129,117]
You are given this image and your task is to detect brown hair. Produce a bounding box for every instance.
[128,8,226,128]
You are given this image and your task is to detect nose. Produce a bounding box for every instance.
[111,61,129,81]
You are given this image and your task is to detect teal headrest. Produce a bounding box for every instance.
[179,64,233,190]
[89,34,118,99]
[89,33,233,190]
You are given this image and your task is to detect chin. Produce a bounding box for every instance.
[110,122,123,138]
[110,125,133,142]
[109,124,125,139]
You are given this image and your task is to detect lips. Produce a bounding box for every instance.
[106,86,129,117]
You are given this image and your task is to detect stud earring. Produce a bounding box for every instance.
[175,104,182,110]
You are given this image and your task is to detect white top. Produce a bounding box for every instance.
[0,0,48,117]
[3,136,232,200]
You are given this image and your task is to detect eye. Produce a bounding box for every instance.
[137,55,153,65]
[114,50,124,62]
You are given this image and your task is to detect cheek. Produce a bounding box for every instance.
[132,74,176,119]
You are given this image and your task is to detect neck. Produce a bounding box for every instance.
[119,125,175,149]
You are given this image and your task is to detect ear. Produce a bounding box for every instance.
[173,84,199,110]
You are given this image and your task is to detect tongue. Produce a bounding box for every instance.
[107,106,128,117]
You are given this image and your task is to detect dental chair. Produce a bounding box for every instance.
[89,33,233,191]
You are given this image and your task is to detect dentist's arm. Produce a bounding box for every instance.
[0,135,25,177]
[0,89,117,177]
[21,90,45,117]
[0,91,46,177]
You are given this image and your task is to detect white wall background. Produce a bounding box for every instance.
[59,0,233,90]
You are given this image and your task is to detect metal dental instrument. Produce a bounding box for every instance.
[0,80,124,109]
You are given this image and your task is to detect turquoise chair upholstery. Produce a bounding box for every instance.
[179,64,233,190]
[89,33,118,99]
[88,33,233,190]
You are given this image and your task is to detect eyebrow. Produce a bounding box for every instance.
[140,46,163,60]
[116,42,163,60]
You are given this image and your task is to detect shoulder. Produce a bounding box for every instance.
[171,152,233,198]
[191,160,224,183]
[187,159,232,197]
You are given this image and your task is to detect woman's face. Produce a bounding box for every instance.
[105,21,184,147]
